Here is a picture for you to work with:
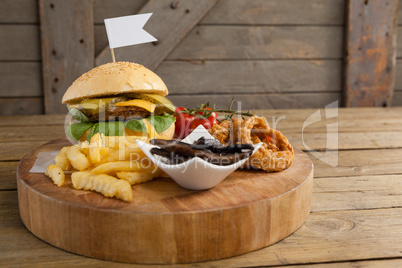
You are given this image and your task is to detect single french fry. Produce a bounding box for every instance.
[45,164,65,187]
[67,145,90,171]
[55,146,72,171]
[71,171,132,202]
[90,160,154,175]
[116,171,154,185]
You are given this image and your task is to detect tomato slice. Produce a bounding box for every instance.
[174,106,218,139]
[190,117,217,133]
[174,107,195,139]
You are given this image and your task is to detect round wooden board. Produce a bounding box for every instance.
[17,138,313,264]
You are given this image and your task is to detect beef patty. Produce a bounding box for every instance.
[83,105,151,121]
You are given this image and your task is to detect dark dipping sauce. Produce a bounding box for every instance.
[150,137,254,165]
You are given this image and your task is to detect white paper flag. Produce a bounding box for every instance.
[104,13,157,49]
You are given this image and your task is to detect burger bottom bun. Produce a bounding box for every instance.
[78,120,175,143]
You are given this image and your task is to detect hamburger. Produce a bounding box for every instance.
[63,62,176,142]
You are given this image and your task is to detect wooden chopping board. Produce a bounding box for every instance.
[17,138,313,264]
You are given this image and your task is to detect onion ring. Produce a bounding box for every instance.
[210,115,294,172]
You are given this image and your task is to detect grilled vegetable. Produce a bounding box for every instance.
[150,138,254,165]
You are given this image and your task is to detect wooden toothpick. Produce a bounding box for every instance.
[111,48,116,63]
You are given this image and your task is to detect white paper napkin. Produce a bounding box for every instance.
[29,151,60,173]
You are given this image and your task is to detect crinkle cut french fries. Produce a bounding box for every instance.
[55,146,72,171]
[72,172,133,202]
[45,164,65,187]
[67,145,90,171]
[117,171,155,185]
[45,133,159,202]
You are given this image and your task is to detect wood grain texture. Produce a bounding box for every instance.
[0,125,65,142]
[2,164,402,212]
[200,0,345,25]
[392,91,402,106]
[393,61,402,105]
[2,190,402,267]
[157,60,342,94]
[0,25,41,61]
[0,0,346,25]
[3,166,402,212]
[0,161,19,190]
[167,26,343,60]
[311,148,402,178]
[93,0,146,55]
[396,27,402,57]
[93,0,346,26]
[95,0,218,70]
[17,138,313,263]
[280,117,402,133]
[0,1,347,26]
[287,131,402,151]
[254,107,402,122]
[0,62,42,98]
[259,108,402,133]
[0,141,47,161]
[311,174,402,212]
[0,114,66,127]
[393,59,402,88]
[281,259,402,268]
[94,25,109,56]
[169,92,341,110]
[345,0,398,107]
[0,98,43,115]
[93,0,146,24]
[39,0,95,114]
[95,26,343,60]
[0,0,39,23]
[196,208,402,267]
[2,107,402,266]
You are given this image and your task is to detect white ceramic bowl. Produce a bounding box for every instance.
[136,125,262,190]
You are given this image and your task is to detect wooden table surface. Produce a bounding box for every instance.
[1,107,402,267]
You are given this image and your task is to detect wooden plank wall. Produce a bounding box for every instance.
[345,0,398,107]
[0,0,401,115]
[0,0,43,115]
[394,1,402,105]
[89,0,345,110]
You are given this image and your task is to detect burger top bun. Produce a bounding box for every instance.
[62,62,168,104]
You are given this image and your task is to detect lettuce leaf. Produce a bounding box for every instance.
[125,119,147,133]
[146,114,176,133]
[67,122,94,142]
